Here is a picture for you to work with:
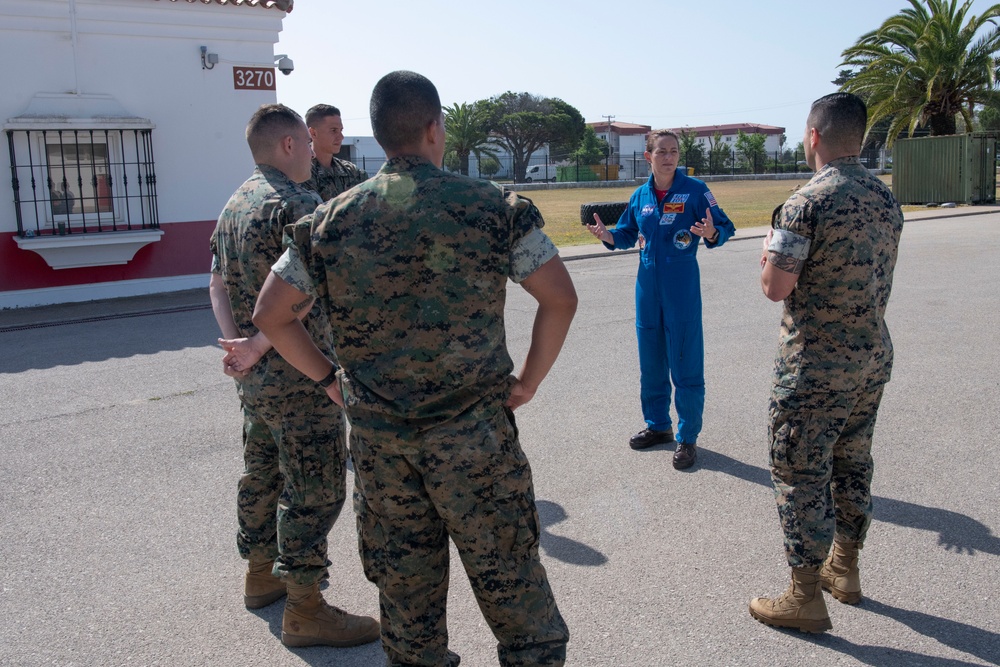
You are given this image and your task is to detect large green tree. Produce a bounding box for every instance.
[443,102,497,176]
[707,131,731,174]
[569,126,609,164]
[546,99,587,159]
[839,0,1000,145]
[735,130,767,173]
[978,103,1000,129]
[677,129,706,173]
[479,92,585,182]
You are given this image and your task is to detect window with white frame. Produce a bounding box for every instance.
[6,126,159,237]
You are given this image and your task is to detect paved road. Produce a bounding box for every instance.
[1,209,998,666]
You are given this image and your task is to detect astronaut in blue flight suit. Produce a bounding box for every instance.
[588,129,735,470]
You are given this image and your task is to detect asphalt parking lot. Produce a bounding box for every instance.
[1,208,997,666]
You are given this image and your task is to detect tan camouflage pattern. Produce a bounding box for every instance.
[276,155,568,665]
[769,384,883,567]
[771,156,903,392]
[277,155,557,424]
[237,376,346,583]
[304,155,367,202]
[768,155,902,569]
[211,164,347,585]
[351,403,567,667]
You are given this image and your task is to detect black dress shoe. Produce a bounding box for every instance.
[629,428,674,450]
[672,443,697,470]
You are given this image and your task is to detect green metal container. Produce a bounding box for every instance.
[556,165,600,182]
[893,133,997,204]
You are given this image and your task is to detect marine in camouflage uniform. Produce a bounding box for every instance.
[272,154,570,666]
[210,164,347,585]
[304,155,367,202]
[766,154,903,568]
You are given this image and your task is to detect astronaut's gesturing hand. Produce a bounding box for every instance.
[691,208,718,243]
[587,213,614,246]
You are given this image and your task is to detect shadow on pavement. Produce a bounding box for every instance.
[797,633,987,667]
[860,598,1000,666]
[0,308,219,373]
[698,449,1000,556]
[536,499,608,567]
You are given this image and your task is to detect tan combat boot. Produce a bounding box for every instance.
[749,567,833,633]
[281,582,380,648]
[820,539,862,604]
[244,560,287,609]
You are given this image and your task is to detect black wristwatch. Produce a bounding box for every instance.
[317,365,339,388]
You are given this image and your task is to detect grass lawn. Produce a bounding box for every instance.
[526,175,896,247]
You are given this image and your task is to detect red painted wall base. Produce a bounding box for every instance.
[0,219,216,292]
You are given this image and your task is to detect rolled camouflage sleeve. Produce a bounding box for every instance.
[271,246,316,298]
[208,233,221,274]
[502,187,557,282]
[768,229,811,263]
[271,218,319,298]
[510,228,558,283]
[772,197,813,255]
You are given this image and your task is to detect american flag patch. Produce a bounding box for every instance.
[705,190,718,208]
[663,202,684,214]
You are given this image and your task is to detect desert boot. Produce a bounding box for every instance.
[749,566,833,633]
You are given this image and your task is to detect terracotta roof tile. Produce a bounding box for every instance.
[155,0,293,12]
[586,121,651,136]
[667,123,785,136]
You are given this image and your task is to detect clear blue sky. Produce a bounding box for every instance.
[273,1,988,142]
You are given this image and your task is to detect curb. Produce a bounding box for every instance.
[3,207,997,326]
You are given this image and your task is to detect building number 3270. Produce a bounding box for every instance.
[233,67,276,91]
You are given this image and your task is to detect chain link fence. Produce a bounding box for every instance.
[349,147,890,184]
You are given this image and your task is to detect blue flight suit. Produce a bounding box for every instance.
[604,169,735,445]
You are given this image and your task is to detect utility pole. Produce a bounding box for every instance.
[603,114,615,180]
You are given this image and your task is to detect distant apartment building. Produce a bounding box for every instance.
[666,123,787,154]
[590,121,787,156]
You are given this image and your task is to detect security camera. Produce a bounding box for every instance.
[275,56,294,75]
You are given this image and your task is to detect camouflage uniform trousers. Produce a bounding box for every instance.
[768,382,886,568]
[349,400,568,667]
[235,361,347,585]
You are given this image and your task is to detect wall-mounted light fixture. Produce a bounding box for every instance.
[200,46,219,70]
[274,54,294,75]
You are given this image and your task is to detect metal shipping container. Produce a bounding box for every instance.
[893,133,997,205]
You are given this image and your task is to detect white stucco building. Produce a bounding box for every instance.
[1,0,292,309]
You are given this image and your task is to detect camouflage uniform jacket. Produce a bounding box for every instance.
[274,155,558,425]
[210,164,330,389]
[770,156,903,393]
[304,156,367,202]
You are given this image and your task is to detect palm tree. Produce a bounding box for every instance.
[840,0,1000,145]
[443,102,497,176]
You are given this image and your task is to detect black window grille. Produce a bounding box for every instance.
[6,128,159,237]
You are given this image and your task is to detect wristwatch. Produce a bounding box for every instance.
[317,365,339,388]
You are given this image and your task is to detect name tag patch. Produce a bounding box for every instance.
[663,202,685,214]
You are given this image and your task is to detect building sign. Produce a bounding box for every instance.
[233,67,276,91]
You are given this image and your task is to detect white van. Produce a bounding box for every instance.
[524,164,558,182]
